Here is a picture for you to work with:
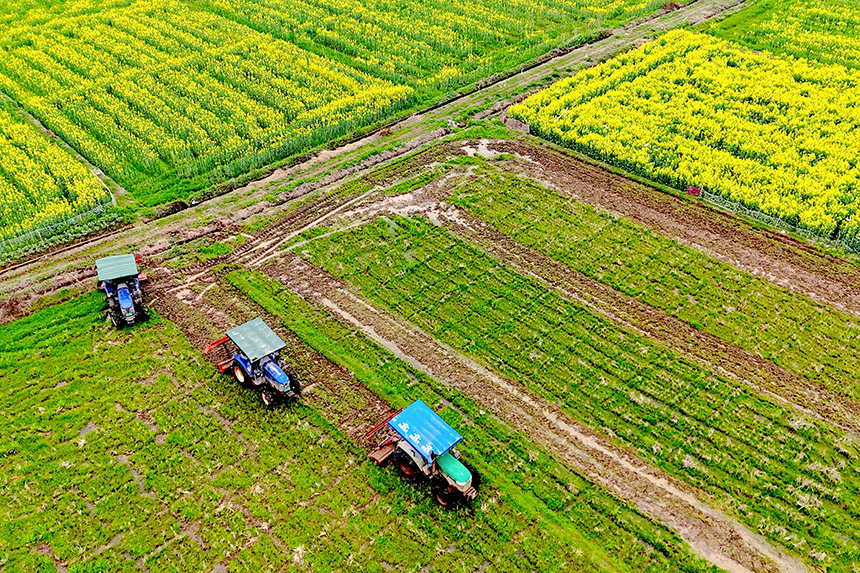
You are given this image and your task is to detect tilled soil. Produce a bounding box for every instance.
[488,140,860,318]
[261,255,807,573]
[149,271,394,442]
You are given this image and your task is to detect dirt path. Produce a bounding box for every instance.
[260,256,807,573]
[487,140,860,318]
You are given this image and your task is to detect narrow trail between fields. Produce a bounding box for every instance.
[259,256,807,573]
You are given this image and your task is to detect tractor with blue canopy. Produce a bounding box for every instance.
[96,254,149,327]
[204,317,301,407]
[367,399,480,507]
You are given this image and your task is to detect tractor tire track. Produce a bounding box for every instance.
[260,256,808,573]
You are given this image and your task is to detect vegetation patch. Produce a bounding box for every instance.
[296,215,860,569]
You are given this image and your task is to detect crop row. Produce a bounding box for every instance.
[226,268,715,573]
[447,168,860,398]
[298,216,860,569]
[508,29,860,246]
[707,0,860,70]
[0,101,109,240]
[1,0,667,208]
[0,289,711,572]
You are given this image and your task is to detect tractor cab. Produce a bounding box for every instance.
[368,400,480,507]
[96,254,149,327]
[205,317,301,407]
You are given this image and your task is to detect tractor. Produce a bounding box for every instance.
[204,317,301,407]
[96,254,149,327]
[367,399,480,508]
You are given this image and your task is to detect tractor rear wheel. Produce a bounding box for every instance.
[395,451,422,482]
[287,371,301,395]
[233,363,248,386]
[261,388,277,408]
[432,485,456,509]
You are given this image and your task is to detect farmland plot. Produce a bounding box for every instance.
[0,0,666,210]
[295,215,860,569]
[0,1,412,206]
[0,100,111,242]
[0,291,715,572]
[508,29,860,248]
[447,169,860,399]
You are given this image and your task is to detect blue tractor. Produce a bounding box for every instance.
[205,318,301,407]
[96,254,149,327]
[368,400,480,508]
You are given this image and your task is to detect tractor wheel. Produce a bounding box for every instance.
[462,462,481,494]
[109,310,121,328]
[233,363,249,386]
[287,371,301,395]
[432,485,456,509]
[140,306,150,321]
[261,388,277,408]
[395,451,422,482]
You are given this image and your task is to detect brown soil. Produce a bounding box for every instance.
[260,256,806,573]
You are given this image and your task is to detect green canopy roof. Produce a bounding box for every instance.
[226,318,286,362]
[96,254,139,282]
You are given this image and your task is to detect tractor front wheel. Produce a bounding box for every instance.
[287,371,301,395]
[261,388,277,408]
[432,485,456,509]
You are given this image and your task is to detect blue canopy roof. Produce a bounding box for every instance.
[388,400,462,463]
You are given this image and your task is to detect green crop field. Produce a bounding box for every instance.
[294,213,860,568]
[5,0,860,571]
[0,290,716,572]
[446,169,860,397]
[0,0,662,214]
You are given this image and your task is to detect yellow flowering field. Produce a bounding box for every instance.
[509,29,860,247]
[0,102,109,241]
[0,1,413,206]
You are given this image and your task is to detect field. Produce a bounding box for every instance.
[286,154,860,568]
[508,28,860,247]
[706,0,860,69]
[0,0,662,214]
[0,98,110,244]
[5,0,860,571]
[0,286,716,573]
